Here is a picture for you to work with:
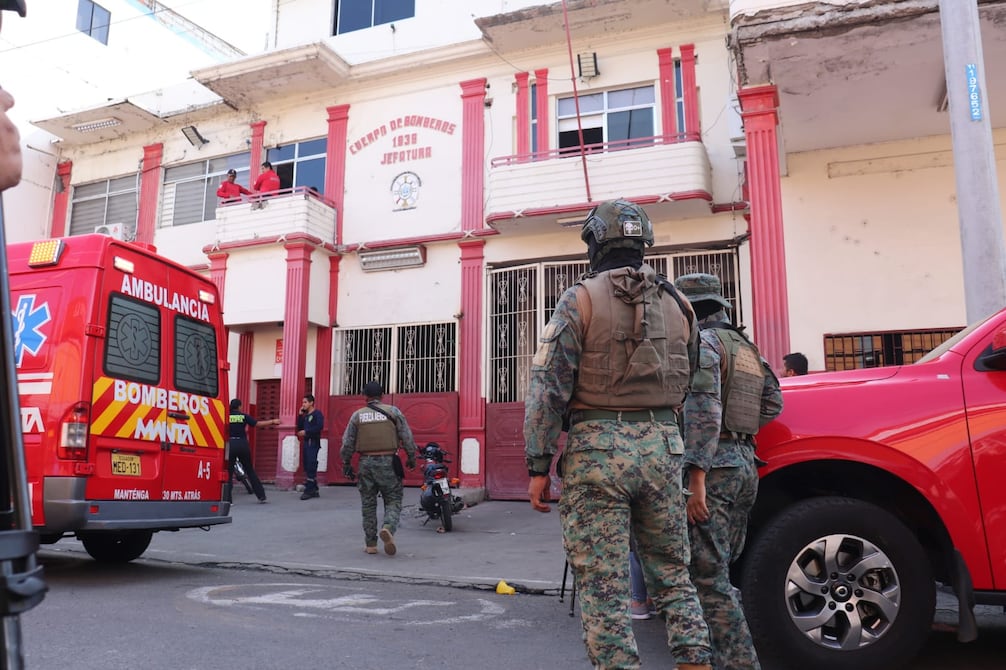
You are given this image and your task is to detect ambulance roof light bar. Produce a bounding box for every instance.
[27,239,64,267]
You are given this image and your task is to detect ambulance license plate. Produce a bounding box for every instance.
[111,453,141,476]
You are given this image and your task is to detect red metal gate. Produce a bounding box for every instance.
[253,378,312,482]
[327,392,458,487]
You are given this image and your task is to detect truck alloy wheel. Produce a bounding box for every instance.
[740,497,935,670]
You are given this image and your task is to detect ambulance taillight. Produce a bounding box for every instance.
[58,403,89,460]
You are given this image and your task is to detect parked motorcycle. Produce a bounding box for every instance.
[418,442,465,531]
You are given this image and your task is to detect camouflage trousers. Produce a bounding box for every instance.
[356,455,404,547]
[559,419,712,670]
[687,459,760,670]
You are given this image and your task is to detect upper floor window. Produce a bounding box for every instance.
[161,153,250,228]
[333,0,414,35]
[266,138,327,194]
[76,0,110,45]
[530,82,539,154]
[69,175,137,238]
[557,85,655,154]
[672,59,686,136]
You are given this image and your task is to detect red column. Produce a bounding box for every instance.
[314,254,341,482]
[458,78,489,489]
[250,121,267,182]
[50,161,72,238]
[136,143,163,244]
[275,241,313,488]
[680,44,699,139]
[515,72,530,158]
[657,48,677,139]
[208,252,228,306]
[738,85,790,369]
[534,68,549,156]
[457,240,486,489]
[237,332,254,408]
[460,78,487,234]
[325,105,350,245]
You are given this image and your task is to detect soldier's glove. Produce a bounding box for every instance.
[406,457,416,469]
[342,463,356,481]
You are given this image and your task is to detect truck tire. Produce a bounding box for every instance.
[740,496,934,670]
[80,530,153,563]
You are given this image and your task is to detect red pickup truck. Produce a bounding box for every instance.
[739,311,1006,670]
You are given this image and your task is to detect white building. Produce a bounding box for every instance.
[8,0,1006,497]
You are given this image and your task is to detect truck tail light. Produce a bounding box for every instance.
[58,403,89,460]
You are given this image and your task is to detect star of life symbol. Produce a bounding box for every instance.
[12,295,51,367]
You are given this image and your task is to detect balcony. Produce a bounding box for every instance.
[485,136,712,232]
[214,187,338,247]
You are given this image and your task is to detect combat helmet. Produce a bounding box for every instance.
[580,199,654,265]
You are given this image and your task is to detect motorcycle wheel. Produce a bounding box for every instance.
[439,497,453,532]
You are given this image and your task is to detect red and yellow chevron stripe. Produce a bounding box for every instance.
[90,376,225,449]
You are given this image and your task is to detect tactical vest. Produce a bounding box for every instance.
[709,327,765,435]
[572,264,692,410]
[354,403,399,453]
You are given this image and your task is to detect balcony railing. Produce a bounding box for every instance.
[486,134,712,228]
[490,132,703,167]
[214,186,338,246]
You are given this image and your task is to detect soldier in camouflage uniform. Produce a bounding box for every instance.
[524,199,713,670]
[340,381,417,556]
[674,273,783,670]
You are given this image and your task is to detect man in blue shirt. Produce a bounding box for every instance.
[296,394,324,500]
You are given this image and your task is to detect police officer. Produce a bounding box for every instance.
[296,394,324,500]
[674,273,783,670]
[340,381,417,556]
[228,399,275,503]
[524,199,712,670]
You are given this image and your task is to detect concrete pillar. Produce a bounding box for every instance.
[739,84,791,368]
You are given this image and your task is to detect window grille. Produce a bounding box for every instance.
[333,0,415,35]
[69,175,137,238]
[487,249,738,403]
[161,152,250,228]
[333,321,456,395]
[823,328,962,371]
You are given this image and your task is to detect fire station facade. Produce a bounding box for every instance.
[35,1,1005,498]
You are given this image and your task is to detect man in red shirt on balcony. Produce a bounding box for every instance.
[251,161,281,209]
[216,169,251,203]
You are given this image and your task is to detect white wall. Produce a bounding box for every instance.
[224,246,288,326]
[781,133,1006,371]
[250,325,318,383]
[337,244,463,327]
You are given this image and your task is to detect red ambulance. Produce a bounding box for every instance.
[8,235,231,562]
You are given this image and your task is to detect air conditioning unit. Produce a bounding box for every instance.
[94,223,125,240]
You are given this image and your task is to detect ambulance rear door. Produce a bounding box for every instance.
[159,267,226,504]
[88,251,173,503]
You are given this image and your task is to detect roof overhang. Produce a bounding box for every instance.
[192,42,351,110]
[731,2,1006,152]
[476,0,724,53]
[33,100,167,146]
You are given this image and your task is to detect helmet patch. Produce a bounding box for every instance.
[622,217,643,238]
